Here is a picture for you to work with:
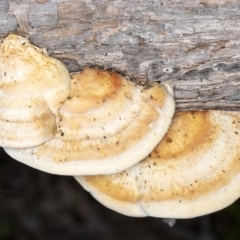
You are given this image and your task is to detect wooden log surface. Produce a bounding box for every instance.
[1,0,240,110]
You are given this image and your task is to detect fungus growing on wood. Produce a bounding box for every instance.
[0,34,70,148]
[4,67,175,175]
[75,111,240,218]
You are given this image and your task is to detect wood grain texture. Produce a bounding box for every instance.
[1,0,240,110]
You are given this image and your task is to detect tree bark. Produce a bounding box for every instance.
[1,0,240,110]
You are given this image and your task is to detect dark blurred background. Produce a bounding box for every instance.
[0,148,240,240]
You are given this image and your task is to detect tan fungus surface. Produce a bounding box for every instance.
[76,111,240,218]
[5,68,175,175]
[0,34,70,147]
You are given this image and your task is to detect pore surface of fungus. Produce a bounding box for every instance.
[75,111,240,218]
[0,34,70,148]
[5,67,175,175]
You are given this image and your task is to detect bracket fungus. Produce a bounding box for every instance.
[0,34,70,148]
[75,110,240,218]
[4,67,175,175]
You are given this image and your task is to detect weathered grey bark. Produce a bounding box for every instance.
[1,0,240,110]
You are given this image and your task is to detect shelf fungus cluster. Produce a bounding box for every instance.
[1,34,240,219]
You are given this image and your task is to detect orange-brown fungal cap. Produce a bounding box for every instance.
[0,34,70,148]
[5,67,175,175]
[76,111,240,218]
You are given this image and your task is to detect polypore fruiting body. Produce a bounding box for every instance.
[5,67,175,175]
[0,34,70,147]
[75,111,240,218]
